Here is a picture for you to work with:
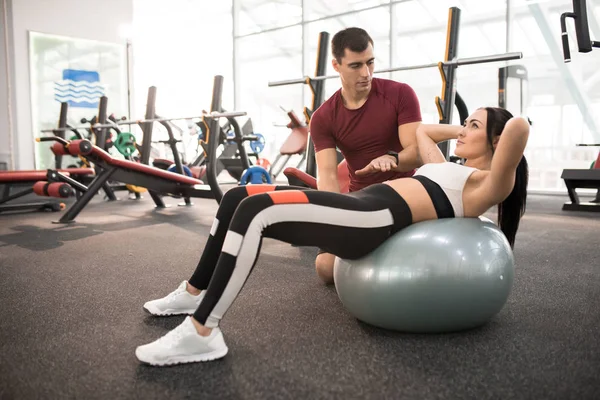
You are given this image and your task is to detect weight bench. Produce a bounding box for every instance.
[561,168,600,211]
[270,110,309,180]
[42,137,214,223]
[0,168,94,214]
[283,159,351,193]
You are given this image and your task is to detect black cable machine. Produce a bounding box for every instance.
[559,0,600,211]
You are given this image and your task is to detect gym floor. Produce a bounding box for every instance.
[0,190,599,400]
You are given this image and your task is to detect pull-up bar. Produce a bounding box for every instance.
[268,52,523,87]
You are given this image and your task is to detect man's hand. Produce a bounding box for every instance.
[355,154,398,176]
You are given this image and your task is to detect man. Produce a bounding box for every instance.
[309,27,423,284]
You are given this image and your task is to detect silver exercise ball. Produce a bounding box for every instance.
[333,217,514,333]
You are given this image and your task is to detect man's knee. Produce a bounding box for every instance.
[315,252,336,285]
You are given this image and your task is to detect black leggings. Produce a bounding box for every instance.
[188,179,452,328]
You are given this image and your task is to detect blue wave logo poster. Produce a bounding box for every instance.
[54,69,105,108]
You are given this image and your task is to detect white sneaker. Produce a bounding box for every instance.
[143,281,204,316]
[135,316,229,366]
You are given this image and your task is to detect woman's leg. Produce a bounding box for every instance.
[142,184,310,316]
[187,184,310,290]
[136,184,411,366]
[195,184,411,328]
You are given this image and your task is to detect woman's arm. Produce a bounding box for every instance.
[416,124,462,164]
[483,117,530,202]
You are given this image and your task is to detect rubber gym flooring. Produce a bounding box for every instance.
[0,189,599,400]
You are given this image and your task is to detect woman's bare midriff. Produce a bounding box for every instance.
[384,171,493,221]
[383,178,438,223]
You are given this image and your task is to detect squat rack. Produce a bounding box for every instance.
[269,7,523,178]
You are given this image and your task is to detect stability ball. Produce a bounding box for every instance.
[333,217,514,333]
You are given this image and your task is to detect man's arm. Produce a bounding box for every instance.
[391,83,424,172]
[355,122,423,177]
[315,148,341,193]
[392,121,422,172]
[308,107,340,192]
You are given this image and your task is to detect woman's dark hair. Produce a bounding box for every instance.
[331,27,374,63]
[483,107,529,248]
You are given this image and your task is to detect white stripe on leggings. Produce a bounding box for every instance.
[222,231,243,257]
[210,218,219,236]
[204,203,394,327]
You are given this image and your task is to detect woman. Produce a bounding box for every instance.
[136,107,529,366]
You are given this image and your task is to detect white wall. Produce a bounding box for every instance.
[8,0,133,169]
[0,0,16,170]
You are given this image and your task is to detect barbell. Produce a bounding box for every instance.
[268,52,523,87]
[41,110,248,134]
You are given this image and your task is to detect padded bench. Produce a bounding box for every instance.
[561,168,600,211]
[0,168,94,214]
[45,139,215,223]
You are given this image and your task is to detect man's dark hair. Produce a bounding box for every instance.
[331,27,374,64]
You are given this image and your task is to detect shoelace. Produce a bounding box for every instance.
[157,323,187,349]
[165,287,186,304]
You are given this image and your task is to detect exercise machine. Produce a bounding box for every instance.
[47,99,147,201]
[559,0,600,211]
[34,75,248,223]
[560,0,600,62]
[561,144,600,211]
[0,102,100,215]
[141,84,268,186]
[268,108,309,181]
[0,168,93,215]
[37,136,214,223]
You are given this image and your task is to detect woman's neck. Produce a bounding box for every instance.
[465,156,492,170]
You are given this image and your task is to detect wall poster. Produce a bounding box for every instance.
[29,32,128,169]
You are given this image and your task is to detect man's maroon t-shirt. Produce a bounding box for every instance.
[309,77,422,192]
